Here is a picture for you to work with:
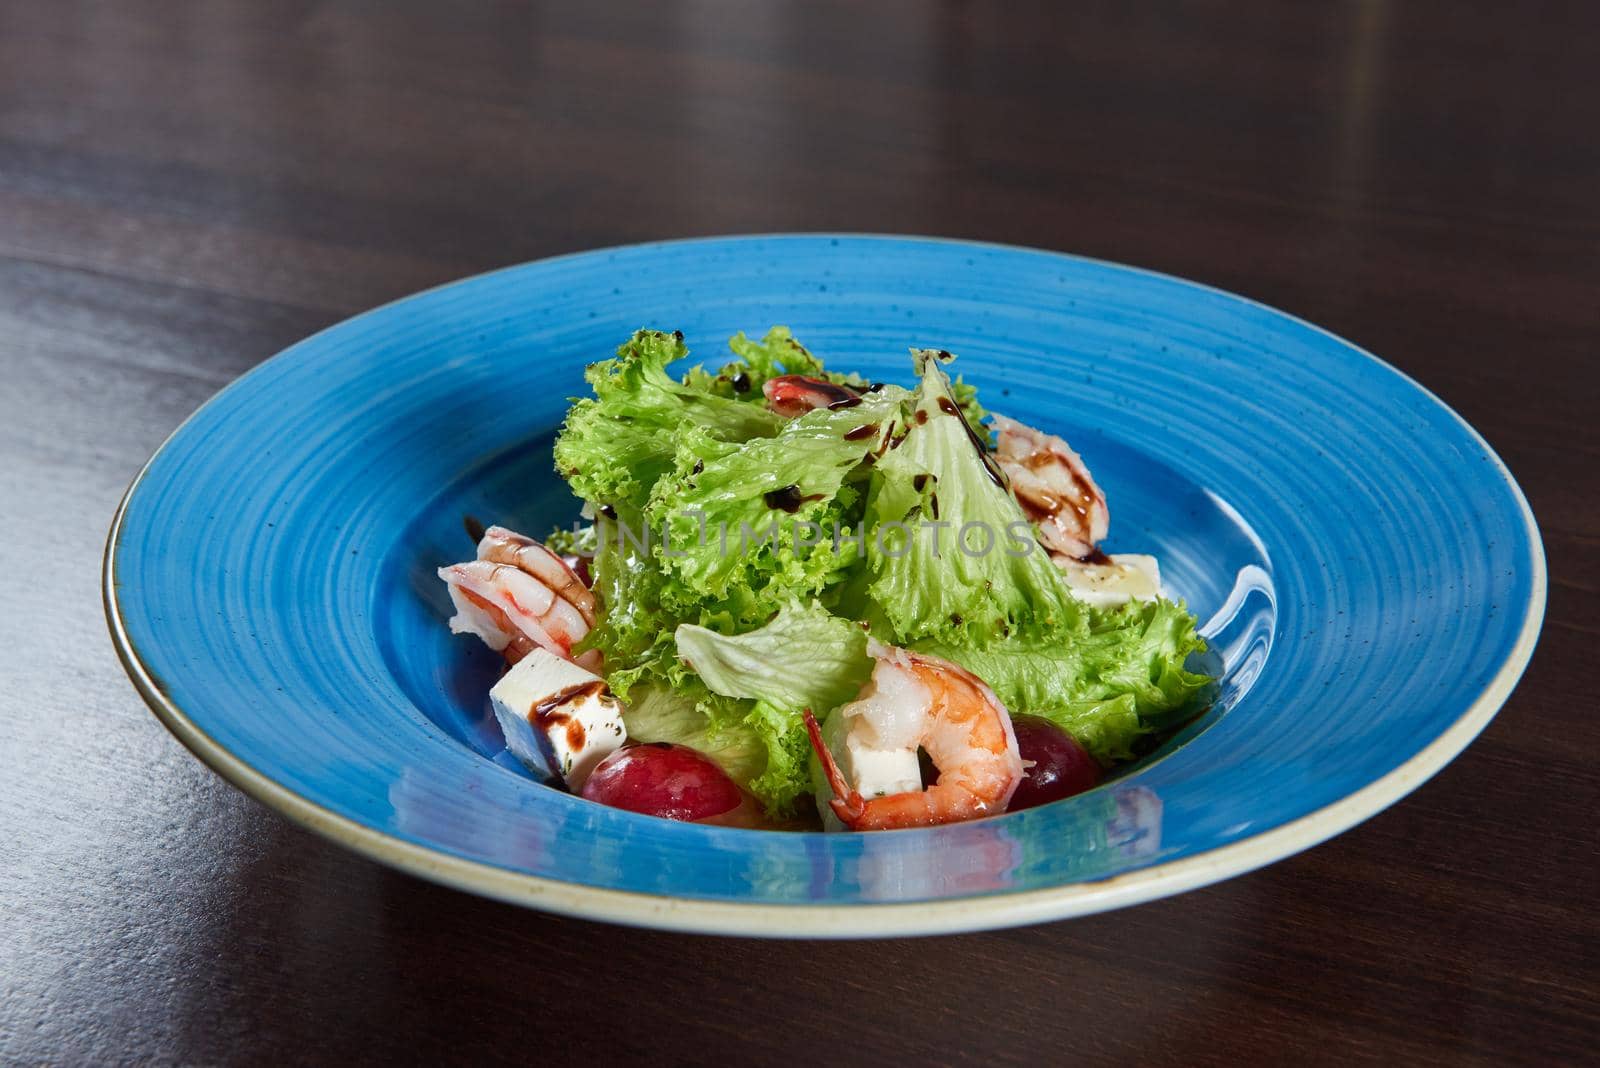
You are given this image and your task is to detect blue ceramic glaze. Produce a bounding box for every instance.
[105,236,1543,935]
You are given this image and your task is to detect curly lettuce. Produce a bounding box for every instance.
[554,329,780,511]
[646,386,905,620]
[681,325,831,397]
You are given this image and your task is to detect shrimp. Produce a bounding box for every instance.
[992,413,1109,561]
[762,374,861,418]
[437,525,602,671]
[804,642,1024,830]
[476,525,597,624]
[990,416,1162,603]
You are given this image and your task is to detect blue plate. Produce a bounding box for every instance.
[105,235,1544,936]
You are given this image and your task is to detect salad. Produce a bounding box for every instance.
[438,327,1212,830]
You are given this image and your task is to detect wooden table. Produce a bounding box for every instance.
[3,3,1595,1063]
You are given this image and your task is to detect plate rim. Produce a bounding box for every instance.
[102,233,1548,938]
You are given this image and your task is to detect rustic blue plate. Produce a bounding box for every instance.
[105,235,1543,936]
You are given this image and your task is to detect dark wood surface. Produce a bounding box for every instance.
[2,2,1595,1063]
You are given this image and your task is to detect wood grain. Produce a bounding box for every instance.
[2,2,1595,1064]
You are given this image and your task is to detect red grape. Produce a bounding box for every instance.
[581,743,744,822]
[565,554,593,589]
[1008,715,1102,811]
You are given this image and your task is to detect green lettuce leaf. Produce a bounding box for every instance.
[680,325,858,399]
[676,602,874,812]
[728,325,826,379]
[554,329,781,511]
[863,351,1084,647]
[645,386,906,623]
[575,509,675,700]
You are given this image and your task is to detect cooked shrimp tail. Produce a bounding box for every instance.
[802,708,866,824]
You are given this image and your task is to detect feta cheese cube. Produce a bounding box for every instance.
[843,733,923,802]
[1057,553,1162,608]
[489,649,627,789]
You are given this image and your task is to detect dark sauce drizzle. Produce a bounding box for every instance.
[935,396,1007,488]
[763,484,824,513]
[530,680,607,754]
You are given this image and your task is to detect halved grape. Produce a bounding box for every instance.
[1008,715,1102,811]
[580,743,744,822]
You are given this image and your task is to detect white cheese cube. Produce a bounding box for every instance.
[489,649,627,789]
[843,731,923,802]
[815,708,923,831]
[1057,553,1162,608]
